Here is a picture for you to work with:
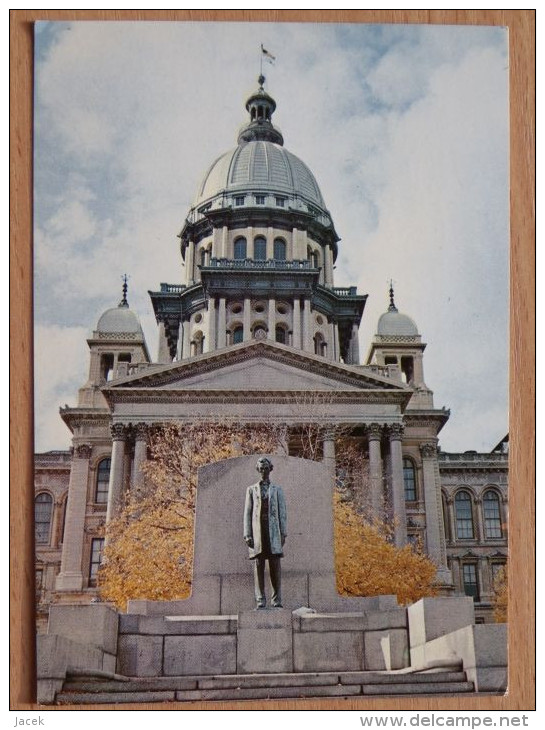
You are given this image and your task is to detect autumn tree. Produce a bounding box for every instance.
[333,490,438,604]
[492,565,508,623]
[98,421,284,610]
[99,408,439,609]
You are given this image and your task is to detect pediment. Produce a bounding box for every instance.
[103,341,408,395]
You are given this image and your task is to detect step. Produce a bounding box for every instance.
[63,670,469,693]
[57,670,475,704]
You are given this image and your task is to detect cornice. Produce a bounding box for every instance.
[107,388,411,406]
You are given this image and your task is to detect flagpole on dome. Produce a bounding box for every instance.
[260,44,276,80]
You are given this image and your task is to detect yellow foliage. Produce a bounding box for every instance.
[492,565,508,623]
[98,421,283,610]
[99,419,439,610]
[333,491,438,605]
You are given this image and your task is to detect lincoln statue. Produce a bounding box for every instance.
[243,457,287,609]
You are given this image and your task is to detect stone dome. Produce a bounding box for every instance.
[194,140,327,210]
[96,303,144,337]
[377,308,419,337]
[377,286,420,337]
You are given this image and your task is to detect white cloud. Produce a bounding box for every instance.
[33,22,509,454]
[34,324,89,451]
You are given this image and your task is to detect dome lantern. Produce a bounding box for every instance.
[237,75,284,146]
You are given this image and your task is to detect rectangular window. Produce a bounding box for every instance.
[89,537,105,587]
[234,196,245,206]
[462,563,480,602]
[255,195,265,205]
[275,197,286,207]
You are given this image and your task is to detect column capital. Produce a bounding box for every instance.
[387,423,404,441]
[134,422,149,441]
[366,422,383,440]
[110,423,127,441]
[75,443,92,459]
[419,441,438,458]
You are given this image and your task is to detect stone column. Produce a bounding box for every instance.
[328,321,336,361]
[218,297,227,348]
[447,495,457,543]
[182,319,191,360]
[267,225,274,259]
[367,423,384,518]
[334,321,340,362]
[208,296,216,352]
[388,424,407,548]
[268,298,276,340]
[176,321,184,360]
[349,322,360,365]
[55,444,92,591]
[451,557,461,593]
[221,225,228,258]
[324,245,333,286]
[49,498,62,550]
[501,494,509,535]
[133,423,148,493]
[303,298,313,353]
[106,424,127,525]
[243,297,252,341]
[157,321,171,364]
[186,242,195,285]
[420,442,452,585]
[322,431,336,480]
[474,495,484,541]
[292,298,301,349]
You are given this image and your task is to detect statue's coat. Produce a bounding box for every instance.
[243,483,287,558]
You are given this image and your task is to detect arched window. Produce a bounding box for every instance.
[200,248,206,267]
[254,236,266,261]
[455,490,474,539]
[35,493,53,544]
[274,238,286,261]
[483,490,502,538]
[314,333,326,356]
[234,237,247,260]
[232,326,243,344]
[403,458,417,502]
[95,458,111,504]
[275,325,287,344]
[192,331,204,356]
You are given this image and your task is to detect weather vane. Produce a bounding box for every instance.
[260,44,276,77]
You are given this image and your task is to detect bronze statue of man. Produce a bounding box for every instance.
[243,457,287,609]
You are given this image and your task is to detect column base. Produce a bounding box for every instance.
[55,571,84,592]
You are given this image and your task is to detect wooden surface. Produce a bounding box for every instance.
[10,9,535,712]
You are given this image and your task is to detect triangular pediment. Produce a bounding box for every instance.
[103,341,409,397]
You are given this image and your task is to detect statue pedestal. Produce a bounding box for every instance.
[237,609,293,674]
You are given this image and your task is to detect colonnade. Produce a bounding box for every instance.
[56,420,451,592]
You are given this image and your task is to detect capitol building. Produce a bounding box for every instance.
[34,75,508,629]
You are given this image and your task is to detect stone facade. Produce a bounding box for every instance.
[34,77,508,628]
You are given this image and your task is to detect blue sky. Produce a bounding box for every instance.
[33,21,509,452]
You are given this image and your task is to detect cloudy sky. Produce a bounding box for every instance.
[34,21,509,453]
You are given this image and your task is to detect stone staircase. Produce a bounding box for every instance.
[55,667,475,704]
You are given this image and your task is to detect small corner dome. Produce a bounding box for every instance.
[96,304,143,336]
[377,309,419,337]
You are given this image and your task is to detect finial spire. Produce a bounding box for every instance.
[388,280,397,312]
[119,274,129,307]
